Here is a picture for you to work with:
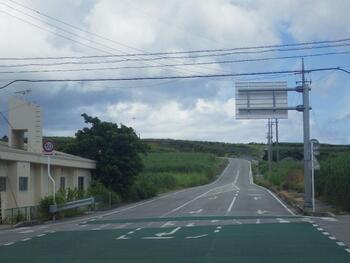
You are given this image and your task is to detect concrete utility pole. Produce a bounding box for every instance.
[267,118,272,171]
[275,118,279,163]
[301,59,312,208]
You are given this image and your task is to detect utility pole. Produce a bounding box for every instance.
[275,118,279,163]
[267,118,272,171]
[301,58,312,208]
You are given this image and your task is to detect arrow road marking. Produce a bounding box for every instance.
[188,209,203,214]
[185,234,208,239]
[143,236,173,240]
[161,221,175,228]
[156,227,181,237]
[257,210,268,215]
[116,235,130,240]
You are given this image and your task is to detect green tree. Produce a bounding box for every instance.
[66,114,148,197]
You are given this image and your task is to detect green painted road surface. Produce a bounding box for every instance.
[1,223,349,263]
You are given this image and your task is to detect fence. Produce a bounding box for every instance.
[2,205,39,225]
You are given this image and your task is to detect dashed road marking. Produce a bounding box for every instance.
[188,209,203,214]
[156,227,181,237]
[322,232,330,236]
[329,236,336,240]
[143,236,173,240]
[186,223,195,227]
[19,230,34,234]
[161,221,174,228]
[37,234,46,237]
[116,235,130,240]
[21,238,31,242]
[136,228,142,231]
[127,231,135,235]
[185,234,208,239]
[312,224,318,227]
[317,227,324,231]
[336,242,345,246]
[277,218,290,223]
[92,228,101,231]
[345,248,350,253]
[4,242,14,246]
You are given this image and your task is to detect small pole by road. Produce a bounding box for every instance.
[275,118,279,163]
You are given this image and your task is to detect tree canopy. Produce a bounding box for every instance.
[66,114,148,197]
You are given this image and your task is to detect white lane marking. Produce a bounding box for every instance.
[21,238,31,242]
[249,163,295,216]
[211,220,219,223]
[256,219,261,224]
[322,232,330,236]
[208,196,218,200]
[277,218,290,223]
[336,242,345,246]
[4,242,14,246]
[253,196,261,201]
[79,224,88,228]
[214,230,220,233]
[257,210,268,215]
[136,228,142,231]
[329,236,336,240]
[216,226,222,229]
[100,224,111,229]
[161,221,175,228]
[186,234,208,239]
[19,230,34,234]
[186,223,195,227]
[143,236,173,240]
[225,195,237,216]
[317,227,324,231]
[116,235,130,240]
[320,217,337,222]
[312,224,319,227]
[156,227,181,237]
[92,228,101,231]
[345,248,350,253]
[113,223,130,229]
[37,234,46,237]
[188,209,203,214]
[127,231,135,235]
[161,159,234,217]
[233,219,242,224]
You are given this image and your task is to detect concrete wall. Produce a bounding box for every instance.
[0,160,92,213]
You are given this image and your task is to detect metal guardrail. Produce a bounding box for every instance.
[49,197,95,213]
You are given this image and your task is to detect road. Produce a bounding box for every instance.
[0,158,349,262]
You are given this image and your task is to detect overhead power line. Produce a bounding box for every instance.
[1,50,350,74]
[0,67,344,90]
[1,42,350,62]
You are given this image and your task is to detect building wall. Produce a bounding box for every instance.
[0,160,93,214]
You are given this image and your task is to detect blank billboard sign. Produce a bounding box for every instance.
[235,82,288,119]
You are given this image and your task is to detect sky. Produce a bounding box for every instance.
[0,0,350,144]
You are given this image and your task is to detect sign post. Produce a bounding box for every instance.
[43,140,56,205]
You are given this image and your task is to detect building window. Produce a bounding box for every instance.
[60,177,66,190]
[78,176,84,191]
[19,177,28,191]
[0,177,6,192]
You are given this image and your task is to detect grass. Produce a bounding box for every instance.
[133,152,227,197]
[254,160,304,193]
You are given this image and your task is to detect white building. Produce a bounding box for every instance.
[0,97,96,221]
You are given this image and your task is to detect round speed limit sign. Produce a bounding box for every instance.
[43,140,54,153]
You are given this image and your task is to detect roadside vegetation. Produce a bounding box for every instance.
[255,143,350,212]
[132,152,227,200]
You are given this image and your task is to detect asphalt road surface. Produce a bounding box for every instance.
[0,158,349,262]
